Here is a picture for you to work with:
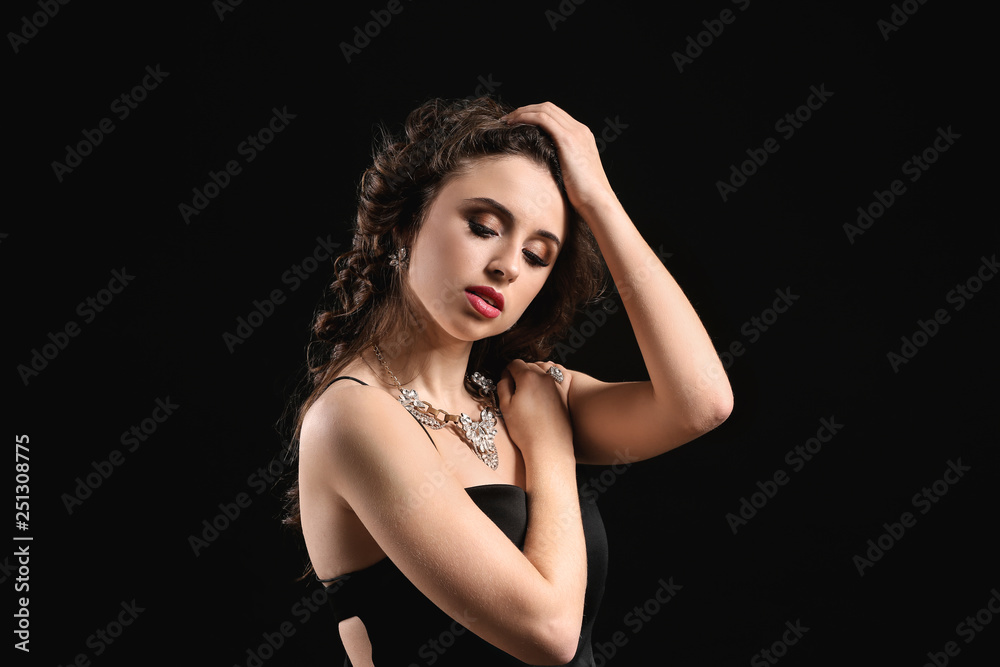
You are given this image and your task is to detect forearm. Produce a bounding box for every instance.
[581,195,733,427]
[521,452,587,629]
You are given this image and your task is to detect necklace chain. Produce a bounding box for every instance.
[372,345,499,470]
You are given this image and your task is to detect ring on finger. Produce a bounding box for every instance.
[546,366,564,384]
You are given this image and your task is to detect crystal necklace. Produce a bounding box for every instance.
[372,345,499,470]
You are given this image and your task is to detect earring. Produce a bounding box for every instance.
[389,247,408,270]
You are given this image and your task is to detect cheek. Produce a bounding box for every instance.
[407,233,473,312]
[406,238,444,307]
[416,222,469,263]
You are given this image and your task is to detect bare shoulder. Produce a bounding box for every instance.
[300,379,382,447]
[299,377,423,478]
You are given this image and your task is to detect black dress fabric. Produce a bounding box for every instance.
[319,376,609,666]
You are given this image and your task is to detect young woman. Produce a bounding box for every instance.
[284,97,733,666]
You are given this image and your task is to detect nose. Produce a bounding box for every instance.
[488,244,520,282]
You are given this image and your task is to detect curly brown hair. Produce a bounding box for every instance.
[282,95,606,542]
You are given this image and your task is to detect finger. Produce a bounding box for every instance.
[503,104,577,136]
[504,110,574,138]
[504,101,574,125]
[533,360,562,371]
[496,372,513,403]
[498,364,522,397]
[526,361,560,382]
[534,360,569,388]
[503,358,534,380]
[507,114,598,168]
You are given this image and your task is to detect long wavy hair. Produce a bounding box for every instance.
[281,95,606,559]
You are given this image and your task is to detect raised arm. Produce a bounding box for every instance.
[502,102,734,464]
[299,361,585,665]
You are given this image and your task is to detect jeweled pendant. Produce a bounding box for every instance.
[459,409,498,470]
[396,386,498,469]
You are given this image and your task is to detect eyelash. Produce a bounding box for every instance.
[467,220,549,268]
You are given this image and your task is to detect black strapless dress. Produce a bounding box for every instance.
[318,377,609,666]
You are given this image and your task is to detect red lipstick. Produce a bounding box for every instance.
[465,286,504,318]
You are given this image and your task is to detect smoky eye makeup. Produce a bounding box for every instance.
[465,219,551,267]
[462,202,558,268]
[467,218,497,237]
[523,249,549,267]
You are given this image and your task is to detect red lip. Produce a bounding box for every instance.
[466,286,504,311]
[465,286,504,318]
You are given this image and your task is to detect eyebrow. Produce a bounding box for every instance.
[463,197,562,247]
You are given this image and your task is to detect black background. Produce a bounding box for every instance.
[7,1,996,665]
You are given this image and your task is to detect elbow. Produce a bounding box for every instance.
[688,387,734,435]
[527,615,581,665]
[710,386,734,427]
[508,604,581,665]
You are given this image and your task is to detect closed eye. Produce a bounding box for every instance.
[467,219,551,268]
[523,250,548,267]
[467,220,496,237]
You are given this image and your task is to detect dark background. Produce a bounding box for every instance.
[7,1,996,665]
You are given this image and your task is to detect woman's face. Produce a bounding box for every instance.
[406,155,568,345]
